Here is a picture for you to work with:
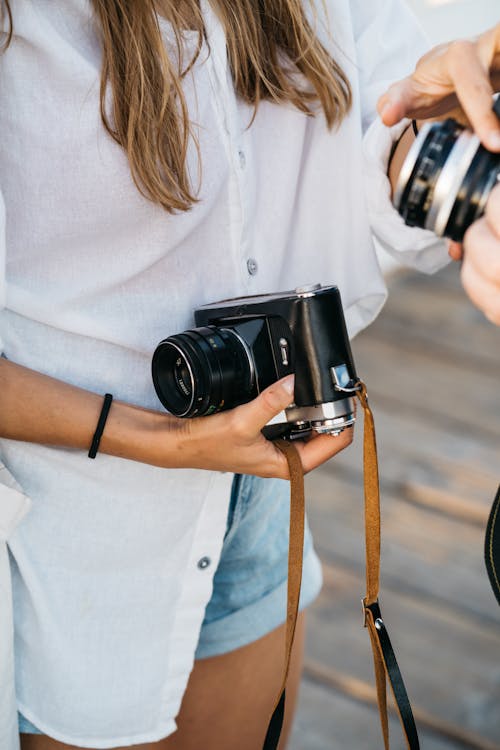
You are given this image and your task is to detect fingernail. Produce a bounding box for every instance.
[281,374,295,395]
[486,131,500,151]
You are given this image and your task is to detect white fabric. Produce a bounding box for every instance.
[0,468,31,750]
[0,0,447,747]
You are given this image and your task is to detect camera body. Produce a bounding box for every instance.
[152,283,358,439]
[394,98,500,242]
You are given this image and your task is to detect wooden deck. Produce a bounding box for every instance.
[289,263,500,750]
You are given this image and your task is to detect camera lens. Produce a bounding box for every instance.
[394,118,500,242]
[152,326,254,417]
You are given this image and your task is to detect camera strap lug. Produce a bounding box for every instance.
[331,365,363,394]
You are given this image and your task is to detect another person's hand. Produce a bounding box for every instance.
[459,184,500,325]
[377,24,500,151]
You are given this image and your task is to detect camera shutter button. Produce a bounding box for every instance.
[246,258,258,276]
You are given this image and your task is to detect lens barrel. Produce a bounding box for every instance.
[394,118,500,242]
[152,326,254,417]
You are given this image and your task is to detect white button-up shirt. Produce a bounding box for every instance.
[0,0,447,747]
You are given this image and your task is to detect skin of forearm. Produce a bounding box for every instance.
[0,357,184,466]
[388,121,419,196]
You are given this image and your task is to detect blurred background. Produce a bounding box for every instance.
[290,1,500,748]
[408,0,499,43]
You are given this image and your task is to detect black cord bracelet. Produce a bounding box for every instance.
[88,393,113,459]
[412,119,419,137]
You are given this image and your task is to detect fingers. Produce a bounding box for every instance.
[445,40,500,151]
[378,79,421,126]
[377,28,500,152]
[232,375,295,435]
[295,427,354,474]
[462,202,500,324]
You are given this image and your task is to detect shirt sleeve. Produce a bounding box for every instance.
[352,0,450,273]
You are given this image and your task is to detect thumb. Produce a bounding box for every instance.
[378,79,417,126]
[234,375,295,434]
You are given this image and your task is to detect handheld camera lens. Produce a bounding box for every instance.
[394,118,500,242]
[152,326,254,417]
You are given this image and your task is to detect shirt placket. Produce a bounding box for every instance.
[201,1,258,293]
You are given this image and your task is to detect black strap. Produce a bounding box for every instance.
[485,485,500,607]
[366,601,420,749]
[263,690,286,750]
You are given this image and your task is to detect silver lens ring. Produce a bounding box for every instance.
[426,130,481,236]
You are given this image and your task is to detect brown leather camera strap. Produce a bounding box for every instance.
[263,438,305,750]
[263,382,420,750]
[356,382,419,750]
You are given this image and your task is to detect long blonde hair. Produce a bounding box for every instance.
[1,1,351,212]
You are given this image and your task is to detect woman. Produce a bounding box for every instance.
[0,1,447,749]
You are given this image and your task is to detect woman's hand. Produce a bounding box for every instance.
[146,375,354,479]
[377,24,500,151]
[458,184,500,325]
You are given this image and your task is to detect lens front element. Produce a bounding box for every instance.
[152,326,254,417]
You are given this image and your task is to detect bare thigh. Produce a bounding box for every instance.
[20,612,305,750]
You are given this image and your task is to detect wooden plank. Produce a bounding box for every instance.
[302,564,500,744]
[365,266,500,372]
[351,335,500,438]
[306,471,500,624]
[289,677,466,750]
[314,406,499,524]
[302,661,500,750]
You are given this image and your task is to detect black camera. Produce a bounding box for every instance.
[393,98,500,242]
[152,284,359,439]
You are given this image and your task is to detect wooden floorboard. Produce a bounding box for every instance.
[289,264,500,749]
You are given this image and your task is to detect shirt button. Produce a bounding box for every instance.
[238,149,246,169]
[197,556,211,570]
[247,258,258,276]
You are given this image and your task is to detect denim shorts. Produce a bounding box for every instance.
[18,473,322,735]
